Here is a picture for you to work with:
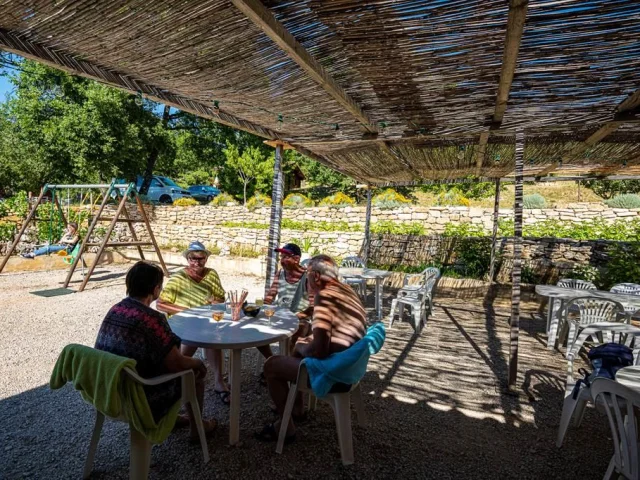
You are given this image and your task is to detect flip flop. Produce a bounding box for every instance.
[254,423,295,444]
[214,389,231,405]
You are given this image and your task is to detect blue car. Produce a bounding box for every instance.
[188,185,221,203]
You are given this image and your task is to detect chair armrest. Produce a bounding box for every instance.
[124,367,194,386]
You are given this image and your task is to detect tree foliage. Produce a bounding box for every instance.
[582,180,640,200]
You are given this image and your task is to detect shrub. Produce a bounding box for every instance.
[319,192,356,208]
[0,221,16,242]
[435,188,470,207]
[599,243,640,290]
[371,189,412,209]
[0,200,9,219]
[173,197,199,206]
[371,221,425,235]
[283,193,314,209]
[229,244,262,258]
[604,194,640,209]
[523,193,546,209]
[442,222,487,237]
[210,193,238,206]
[246,193,272,211]
[568,264,600,284]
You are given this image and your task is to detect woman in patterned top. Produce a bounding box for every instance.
[95,261,218,440]
[157,241,230,404]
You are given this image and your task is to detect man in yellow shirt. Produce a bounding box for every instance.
[157,241,230,404]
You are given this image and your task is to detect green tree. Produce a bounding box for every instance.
[583,179,640,199]
[223,143,274,205]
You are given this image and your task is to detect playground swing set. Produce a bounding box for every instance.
[0,181,168,292]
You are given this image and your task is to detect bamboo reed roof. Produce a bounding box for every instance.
[0,0,639,184]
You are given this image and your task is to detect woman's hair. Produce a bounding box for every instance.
[126,261,164,297]
[308,254,339,280]
[68,222,78,231]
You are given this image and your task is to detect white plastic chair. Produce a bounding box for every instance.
[611,283,640,295]
[276,361,366,465]
[83,368,209,480]
[547,279,598,349]
[591,378,640,480]
[558,297,626,359]
[340,256,367,298]
[389,268,440,332]
[556,324,640,448]
[557,278,597,290]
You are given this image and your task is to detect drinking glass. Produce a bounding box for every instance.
[255,298,264,307]
[264,306,276,324]
[212,310,224,322]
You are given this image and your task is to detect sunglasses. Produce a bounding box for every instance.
[188,256,207,263]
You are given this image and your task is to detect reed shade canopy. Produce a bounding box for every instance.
[0,1,639,185]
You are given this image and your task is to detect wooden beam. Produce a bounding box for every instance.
[617,90,640,113]
[230,0,377,134]
[0,29,280,140]
[493,0,529,124]
[475,131,490,176]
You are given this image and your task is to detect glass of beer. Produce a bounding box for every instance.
[264,306,276,324]
[212,310,224,322]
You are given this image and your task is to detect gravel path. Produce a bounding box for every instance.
[0,266,612,479]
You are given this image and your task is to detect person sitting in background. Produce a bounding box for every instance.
[95,261,218,440]
[257,243,314,366]
[156,241,231,405]
[255,254,366,443]
[22,222,79,258]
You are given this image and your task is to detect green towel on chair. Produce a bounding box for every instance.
[50,343,180,444]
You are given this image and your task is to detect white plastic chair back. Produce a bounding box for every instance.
[591,378,640,480]
[611,283,640,295]
[341,256,365,268]
[557,278,597,290]
[563,297,625,327]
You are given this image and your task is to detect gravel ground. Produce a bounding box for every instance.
[0,265,613,479]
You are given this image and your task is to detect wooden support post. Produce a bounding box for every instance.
[116,189,145,261]
[0,189,47,273]
[488,178,501,282]
[509,131,525,389]
[363,188,373,265]
[135,194,169,276]
[265,143,284,296]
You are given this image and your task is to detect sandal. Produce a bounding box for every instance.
[214,389,231,405]
[254,423,295,444]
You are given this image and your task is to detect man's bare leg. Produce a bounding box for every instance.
[264,355,303,436]
[257,345,273,359]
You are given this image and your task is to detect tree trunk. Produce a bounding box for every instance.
[243,181,248,206]
[139,104,171,195]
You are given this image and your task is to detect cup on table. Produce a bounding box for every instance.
[264,306,276,324]
[212,310,224,322]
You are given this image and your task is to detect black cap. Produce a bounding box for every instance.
[274,243,301,256]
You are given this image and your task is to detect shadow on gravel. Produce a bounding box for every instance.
[0,298,614,480]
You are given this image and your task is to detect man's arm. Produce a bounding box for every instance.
[294,290,332,359]
[163,346,207,380]
[156,299,187,316]
[264,272,280,305]
[156,278,185,315]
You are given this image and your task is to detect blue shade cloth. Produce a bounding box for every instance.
[304,323,385,398]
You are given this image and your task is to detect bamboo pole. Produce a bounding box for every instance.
[363,188,373,265]
[488,179,501,282]
[264,143,284,295]
[508,131,525,389]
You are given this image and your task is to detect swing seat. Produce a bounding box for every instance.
[62,244,81,265]
[56,249,69,257]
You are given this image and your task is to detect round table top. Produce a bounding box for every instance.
[615,366,640,392]
[169,305,299,349]
[339,267,392,279]
[535,285,640,309]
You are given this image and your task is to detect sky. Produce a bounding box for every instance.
[0,67,16,100]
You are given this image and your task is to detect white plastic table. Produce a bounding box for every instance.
[616,366,640,392]
[535,285,640,350]
[169,304,299,445]
[339,267,392,320]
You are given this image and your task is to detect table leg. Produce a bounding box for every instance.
[229,349,242,445]
[546,298,555,333]
[279,338,290,357]
[375,278,383,320]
